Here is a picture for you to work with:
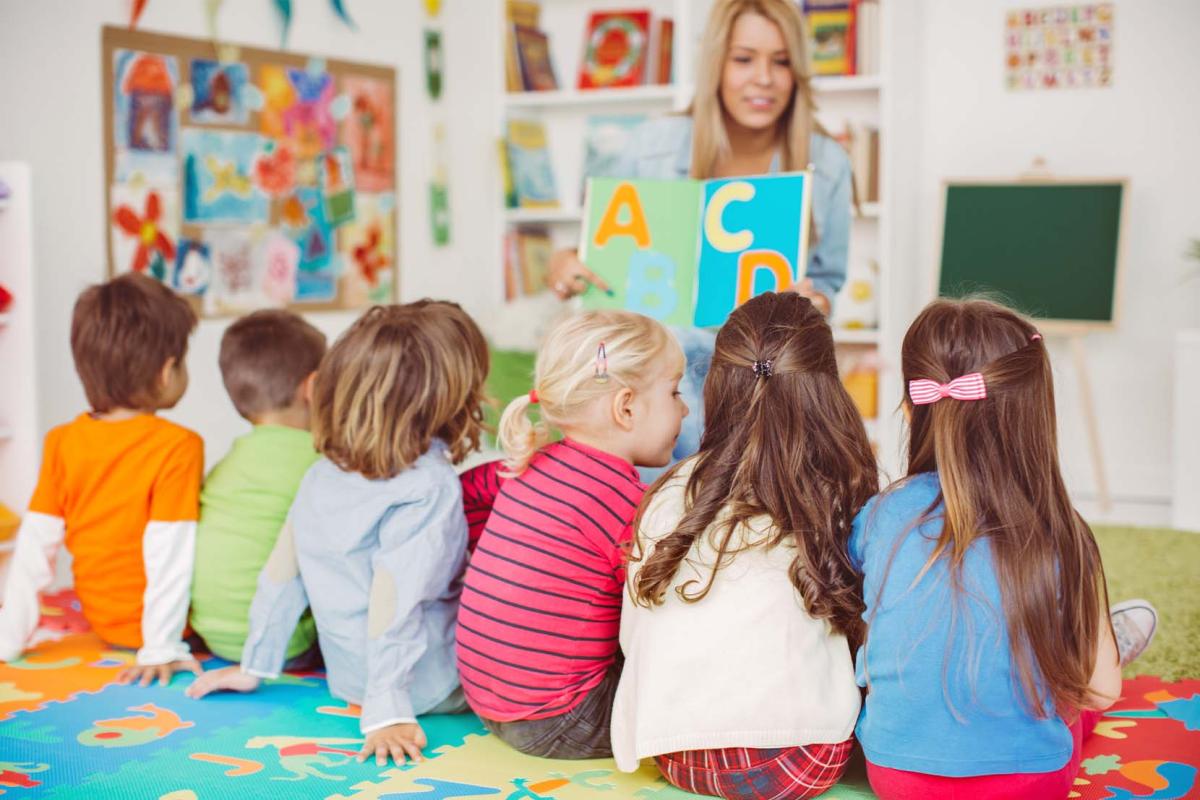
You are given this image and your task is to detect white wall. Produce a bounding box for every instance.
[0,0,496,472]
[910,0,1200,521]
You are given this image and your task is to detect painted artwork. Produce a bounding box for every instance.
[340,75,394,192]
[581,173,811,328]
[112,49,179,181]
[103,27,396,314]
[189,59,251,124]
[1005,4,1114,90]
[110,183,180,282]
[260,64,338,159]
[182,130,270,223]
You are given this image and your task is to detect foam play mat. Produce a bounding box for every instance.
[0,592,1196,799]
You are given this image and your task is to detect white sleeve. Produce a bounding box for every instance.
[136,520,195,666]
[0,512,66,662]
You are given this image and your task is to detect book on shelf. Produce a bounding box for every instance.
[804,1,857,76]
[580,114,647,200]
[580,172,812,328]
[516,225,552,295]
[648,18,674,85]
[578,10,651,90]
[506,118,559,208]
[505,0,542,92]
[856,0,880,76]
[503,230,519,301]
[832,122,880,206]
[514,25,559,91]
[497,138,518,209]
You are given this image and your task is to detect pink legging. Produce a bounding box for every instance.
[866,710,1101,800]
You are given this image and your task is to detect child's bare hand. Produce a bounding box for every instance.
[357,722,427,766]
[184,664,261,699]
[118,658,203,687]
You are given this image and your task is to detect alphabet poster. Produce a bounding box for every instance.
[1005,4,1114,91]
[103,26,397,316]
[579,173,811,328]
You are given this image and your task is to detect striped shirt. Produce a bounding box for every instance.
[456,439,645,722]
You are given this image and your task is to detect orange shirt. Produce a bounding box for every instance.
[28,414,203,648]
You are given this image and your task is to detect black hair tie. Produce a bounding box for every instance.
[752,360,774,379]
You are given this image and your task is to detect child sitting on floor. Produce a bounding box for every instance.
[0,273,202,687]
[851,298,1157,800]
[189,309,326,666]
[456,310,688,760]
[613,293,876,799]
[188,301,490,767]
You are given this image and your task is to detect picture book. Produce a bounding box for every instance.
[506,118,558,208]
[655,18,674,85]
[578,10,651,89]
[514,25,559,91]
[515,226,553,295]
[505,0,541,92]
[580,114,646,197]
[805,2,857,76]
[580,172,812,328]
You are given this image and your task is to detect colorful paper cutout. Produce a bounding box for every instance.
[174,239,212,295]
[262,233,300,305]
[340,193,395,304]
[181,129,269,223]
[260,65,337,159]
[319,147,356,227]
[110,183,179,280]
[253,140,297,196]
[340,75,394,192]
[113,49,179,181]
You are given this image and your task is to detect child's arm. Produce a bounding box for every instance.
[187,518,311,699]
[0,513,65,661]
[459,460,506,553]
[0,432,67,662]
[1087,607,1122,710]
[358,480,467,765]
[119,434,205,686]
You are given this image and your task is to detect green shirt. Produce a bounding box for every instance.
[190,425,320,661]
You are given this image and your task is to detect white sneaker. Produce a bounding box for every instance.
[1110,599,1158,667]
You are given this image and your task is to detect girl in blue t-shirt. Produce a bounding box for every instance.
[849,298,1156,800]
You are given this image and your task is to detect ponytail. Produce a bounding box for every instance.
[498,394,551,476]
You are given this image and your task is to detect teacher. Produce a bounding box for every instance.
[547,0,852,463]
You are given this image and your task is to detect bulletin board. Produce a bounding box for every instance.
[102,26,398,316]
[938,179,1126,330]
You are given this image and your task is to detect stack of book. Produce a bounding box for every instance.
[833,122,880,206]
[803,0,880,77]
[506,0,558,92]
[503,226,553,301]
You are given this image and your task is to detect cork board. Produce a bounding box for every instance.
[102,25,398,316]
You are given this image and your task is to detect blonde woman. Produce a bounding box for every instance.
[549,0,851,467]
[189,301,491,768]
[455,310,687,759]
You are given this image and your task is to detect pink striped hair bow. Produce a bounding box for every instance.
[908,373,987,405]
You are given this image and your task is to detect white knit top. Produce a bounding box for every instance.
[610,461,861,772]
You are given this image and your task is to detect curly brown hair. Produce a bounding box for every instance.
[312,300,489,479]
[630,292,878,645]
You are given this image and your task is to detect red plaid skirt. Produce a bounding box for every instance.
[654,738,854,800]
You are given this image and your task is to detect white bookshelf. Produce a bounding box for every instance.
[491,0,908,472]
[0,163,40,515]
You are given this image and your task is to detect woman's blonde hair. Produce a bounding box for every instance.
[312,300,489,479]
[690,0,820,179]
[498,310,682,475]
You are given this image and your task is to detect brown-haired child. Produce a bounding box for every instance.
[189,309,326,665]
[189,300,489,768]
[0,273,202,687]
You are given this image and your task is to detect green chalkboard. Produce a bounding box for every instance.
[938,182,1125,325]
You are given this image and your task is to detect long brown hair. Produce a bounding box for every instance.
[312,300,489,479]
[690,0,820,179]
[901,298,1109,717]
[631,292,877,644]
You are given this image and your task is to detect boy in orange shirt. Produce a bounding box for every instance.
[0,273,203,686]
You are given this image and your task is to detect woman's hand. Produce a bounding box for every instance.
[184,664,261,698]
[789,278,831,317]
[357,722,428,766]
[547,248,611,300]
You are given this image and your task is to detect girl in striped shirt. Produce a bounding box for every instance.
[456,310,687,759]
[613,293,877,799]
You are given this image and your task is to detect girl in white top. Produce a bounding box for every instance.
[612,292,878,800]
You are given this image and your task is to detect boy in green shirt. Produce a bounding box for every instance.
[190,310,326,664]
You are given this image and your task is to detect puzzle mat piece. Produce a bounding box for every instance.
[37,705,484,800]
[0,632,127,720]
[331,732,877,800]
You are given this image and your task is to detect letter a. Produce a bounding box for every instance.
[593,182,651,249]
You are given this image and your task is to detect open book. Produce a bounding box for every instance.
[580,173,811,327]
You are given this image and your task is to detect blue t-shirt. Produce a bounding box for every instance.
[848,472,1073,776]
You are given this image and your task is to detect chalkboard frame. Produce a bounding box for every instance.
[934,177,1129,333]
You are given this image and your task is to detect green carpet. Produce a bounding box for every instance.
[1094,525,1200,681]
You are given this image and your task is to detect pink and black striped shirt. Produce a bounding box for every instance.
[455,439,645,722]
